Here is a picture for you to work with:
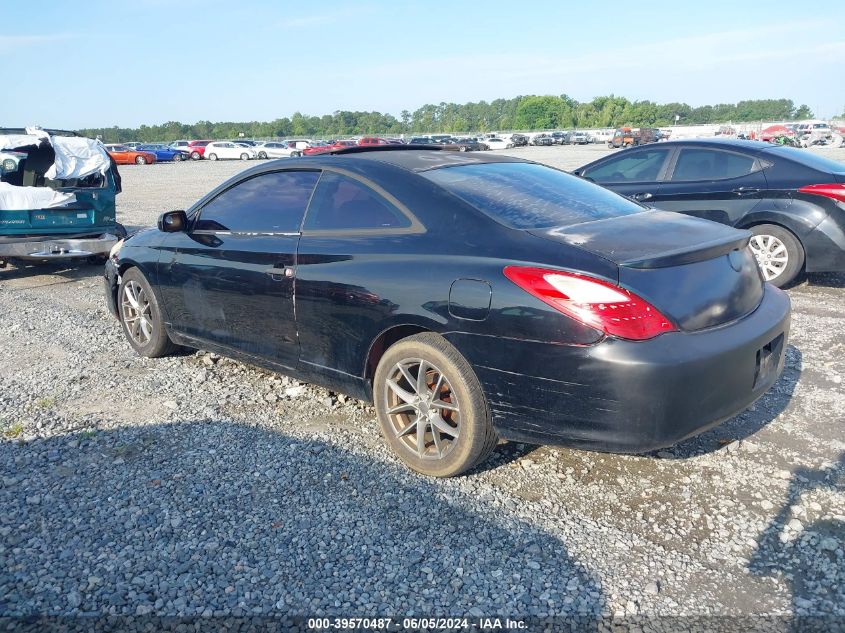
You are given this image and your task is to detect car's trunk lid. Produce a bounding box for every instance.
[528,210,765,331]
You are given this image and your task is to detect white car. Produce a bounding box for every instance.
[169,140,191,152]
[254,141,302,159]
[203,142,257,161]
[484,137,514,150]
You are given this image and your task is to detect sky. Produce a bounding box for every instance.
[1,0,843,128]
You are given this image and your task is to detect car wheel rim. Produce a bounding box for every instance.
[750,234,789,281]
[385,358,460,461]
[121,281,154,345]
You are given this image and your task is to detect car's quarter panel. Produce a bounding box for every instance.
[445,284,791,452]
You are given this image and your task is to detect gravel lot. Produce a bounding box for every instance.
[1,145,843,622]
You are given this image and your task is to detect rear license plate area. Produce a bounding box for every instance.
[754,333,784,388]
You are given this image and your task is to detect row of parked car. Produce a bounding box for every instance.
[107,131,605,164]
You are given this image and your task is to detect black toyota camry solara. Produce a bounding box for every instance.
[105,147,791,477]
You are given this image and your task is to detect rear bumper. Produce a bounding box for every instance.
[0,232,121,259]
[803,206,845,273]
[445,284,791,453]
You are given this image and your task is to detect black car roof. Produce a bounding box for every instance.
[302,148,526,172]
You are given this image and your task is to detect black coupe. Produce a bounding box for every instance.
[105,147,790,476]
[574,139,845,287]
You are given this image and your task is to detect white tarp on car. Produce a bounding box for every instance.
[0,132,111,180]
[0,134,43,152]
[45,136,111,180]
[0,182,75,211]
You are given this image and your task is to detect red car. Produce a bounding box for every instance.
[187,140,212,160]
[104,144,157,165]
[303,140,358,155]
[358,137,390,146]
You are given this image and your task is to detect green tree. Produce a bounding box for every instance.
[794,104,813,119]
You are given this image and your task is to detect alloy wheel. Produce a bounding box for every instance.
[121,280,154,345]
[384,358,460,460]
[749,234,788,281]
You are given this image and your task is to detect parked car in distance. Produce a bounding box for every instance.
[358,137,390,146]
[408,137,433,145]
[439,138,489,152]
[286,140,313,150]
[1,128,126,263]
[569,131,591,145]
[550,131,568,145]
[254,141,302,159]
[531,134,554,146]
[136,144,189,162]
[509,133,529,147]
[574,138,845,286]
[169,140,191,153]
[203,141,257,161]
[484,137,514,150]
[123,142,143,149]
[304,140,358,155]
[186,140,212,160]
[104,146,790,477]
[105,144,157,165]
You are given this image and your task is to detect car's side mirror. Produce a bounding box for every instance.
[158,209,188,233]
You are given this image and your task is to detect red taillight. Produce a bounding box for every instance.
[503,266,677,341]
[798,183,845,204]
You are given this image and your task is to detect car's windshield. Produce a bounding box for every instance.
[422,162,643,229]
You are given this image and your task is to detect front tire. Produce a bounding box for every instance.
[240,153,249,160]
[118,268,178,358]
[135,155,147,165]
[748,224,804,287]
[373,333,497,477]
[258,151,268,159]
[191,151,201,160]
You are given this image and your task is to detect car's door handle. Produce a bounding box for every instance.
[632,192,653,201]
[733,187,760,196]
[265,266,294,281]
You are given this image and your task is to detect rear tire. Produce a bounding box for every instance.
[258,151,268,159]
[748,224,804,288]
[135,155,147,165]
[240,153,249,160]
[118,268,178,358]
[191,151,201,160]
[208,153,218,161]
[373,333,497,477]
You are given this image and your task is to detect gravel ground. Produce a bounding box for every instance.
[0,145,843,622]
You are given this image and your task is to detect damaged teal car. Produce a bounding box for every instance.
[0,128,125,266]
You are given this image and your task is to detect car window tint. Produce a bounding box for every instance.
[764,145,845,174]
[423,162,643,229]
[304,172,411,230]
[585,149,670,183]
[195,170,320,232]
[671,148,756,181]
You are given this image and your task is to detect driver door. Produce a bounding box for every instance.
[158,169,321,369]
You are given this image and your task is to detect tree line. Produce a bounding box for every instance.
[80,96,816,143]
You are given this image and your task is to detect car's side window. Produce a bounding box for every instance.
[194,170,320,233]
[303,171,412,231]
[584,149,670,183]
[670,148,757,181]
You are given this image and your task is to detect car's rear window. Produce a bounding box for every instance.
[765,146,845,174]
[422,162,643,229]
